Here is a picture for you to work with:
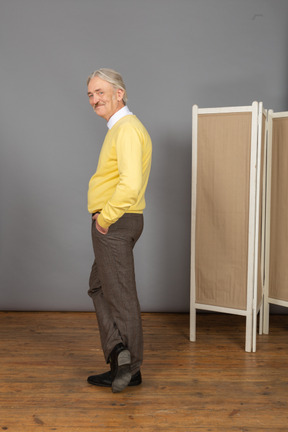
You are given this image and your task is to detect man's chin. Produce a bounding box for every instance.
[94,107,104,114]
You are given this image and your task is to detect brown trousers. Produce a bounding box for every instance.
[88,213,144,375]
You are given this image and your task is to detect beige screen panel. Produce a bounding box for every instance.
[269,116,288,302]
[195,112,252,309]
[257,113,266,307]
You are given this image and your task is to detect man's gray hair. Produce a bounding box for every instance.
[87,68,127,105]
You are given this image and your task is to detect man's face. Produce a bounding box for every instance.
[87,76,124,121]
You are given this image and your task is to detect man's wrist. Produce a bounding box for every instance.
[92,213,109,235]
[96,213,110,230]
[96,218,108,235]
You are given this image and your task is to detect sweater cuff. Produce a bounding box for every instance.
[97,213,110,230]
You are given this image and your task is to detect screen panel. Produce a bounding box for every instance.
[195,112,252,309]
[257,113,266,307]
[269,116,288,302]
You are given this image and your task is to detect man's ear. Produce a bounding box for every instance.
[116,88,125,102]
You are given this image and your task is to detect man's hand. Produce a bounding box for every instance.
[92,213,109,235]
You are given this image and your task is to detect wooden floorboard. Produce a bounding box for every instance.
[0,312,288,431]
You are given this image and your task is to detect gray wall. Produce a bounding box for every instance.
[1,0,288,311]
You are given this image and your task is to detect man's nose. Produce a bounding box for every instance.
[92,94,99,104]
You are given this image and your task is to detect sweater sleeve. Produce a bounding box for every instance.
[97,124,143,229]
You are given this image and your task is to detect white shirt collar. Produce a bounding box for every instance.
[107,106,133,129]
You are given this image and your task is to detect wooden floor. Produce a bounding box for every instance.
[0,312,288,432]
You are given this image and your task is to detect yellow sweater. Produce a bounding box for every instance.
[88,115,152,229]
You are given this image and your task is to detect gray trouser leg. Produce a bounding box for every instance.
[88,213,144,375]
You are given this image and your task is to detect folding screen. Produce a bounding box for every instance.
[264,111,288,334]
[190,102,266,352]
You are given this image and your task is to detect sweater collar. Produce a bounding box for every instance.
[107,106,133,129]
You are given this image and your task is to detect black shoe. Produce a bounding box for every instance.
[87,370,142,388]
[109,343,132,393]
